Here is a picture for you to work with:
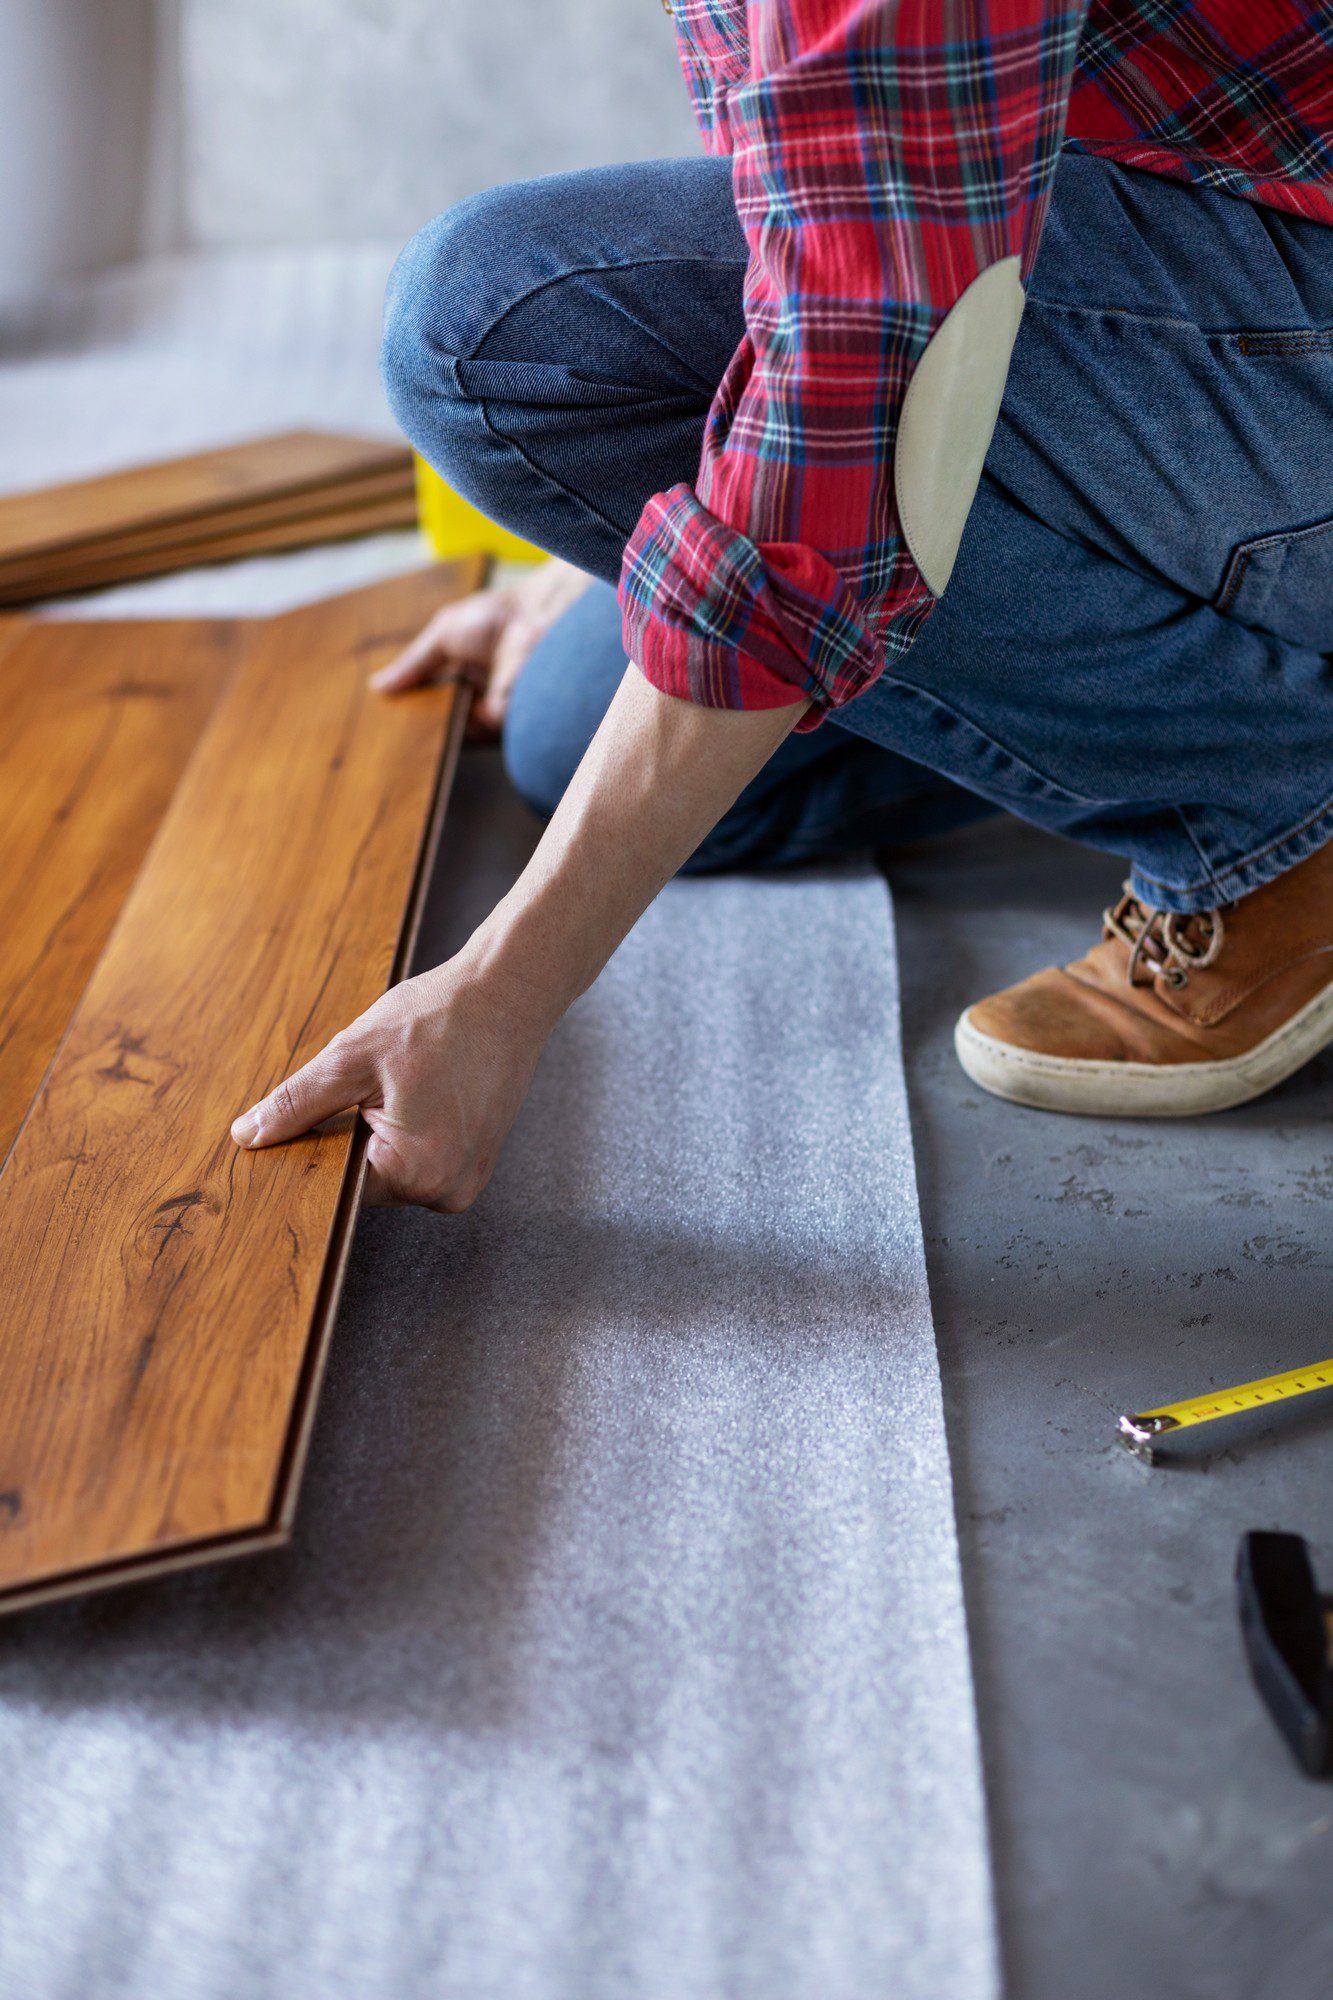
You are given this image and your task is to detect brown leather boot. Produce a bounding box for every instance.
[954,840,1333,1116]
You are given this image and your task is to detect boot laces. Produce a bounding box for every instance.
[1103,888,1225,989]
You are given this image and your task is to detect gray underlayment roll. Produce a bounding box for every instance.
[0,843,998,2000]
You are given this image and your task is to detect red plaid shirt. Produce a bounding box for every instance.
[619,1,1333,727]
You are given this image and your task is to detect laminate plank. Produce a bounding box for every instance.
[0,618,241,1162]
[0,462,416,592]
[0,430,410,574]
[0,561,481,1612]
[15,491,421,604]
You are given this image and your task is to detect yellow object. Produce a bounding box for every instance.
[1118,1356,1333,1459]
[1133,1358,1333,1430]
[414,456,545,564]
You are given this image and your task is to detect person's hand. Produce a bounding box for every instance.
[229,661,806,1214]
[371,555,591,739]
[229,948,554,1211]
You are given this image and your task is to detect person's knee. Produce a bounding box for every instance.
[380,180,535,465]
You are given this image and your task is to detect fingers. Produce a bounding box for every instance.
[369,586,513,693]
[362,1132,401,1206]
[368,618,454,694]
[231,1033,372,1150]
[362,1128,489,1214]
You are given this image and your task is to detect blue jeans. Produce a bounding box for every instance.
[383,153,1333,910]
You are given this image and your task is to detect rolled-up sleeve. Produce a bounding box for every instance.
[620,0,1086,728]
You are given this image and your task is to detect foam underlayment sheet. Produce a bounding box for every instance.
[0,254,998,1996]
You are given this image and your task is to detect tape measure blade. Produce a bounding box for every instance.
[1143,1358,1333,1430]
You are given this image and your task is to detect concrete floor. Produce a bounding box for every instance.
[886,816,1333,2000]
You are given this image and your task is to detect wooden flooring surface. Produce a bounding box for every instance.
[0,562,479,1610]
[0,618,240,1162]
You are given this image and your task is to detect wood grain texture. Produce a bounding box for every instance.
[0,463,416,590]
[16,490,421,604]
[0,618,241,1163]
[0,561,481,1611]
[0,430,410,581]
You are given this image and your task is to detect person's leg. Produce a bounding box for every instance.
[385,151,1333,912]
[834,470,1333,912]
[385,157,987,868]
[380,157,750,586]
[504,580,992,871]
[833,154,1333,914]
[385,150,1333,1109]
[838,157,1333,1114]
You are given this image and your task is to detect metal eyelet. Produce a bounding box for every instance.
[1164,966,1189,989]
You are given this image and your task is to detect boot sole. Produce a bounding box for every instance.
[954,976,1333,1118]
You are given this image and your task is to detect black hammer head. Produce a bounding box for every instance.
[1236,1531,1333,1779]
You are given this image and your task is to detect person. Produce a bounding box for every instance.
[231,0,1333,1209]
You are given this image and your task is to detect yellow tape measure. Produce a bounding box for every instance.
[1118,1357,1333,1463]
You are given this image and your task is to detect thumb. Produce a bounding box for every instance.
[231,1033,371,1149]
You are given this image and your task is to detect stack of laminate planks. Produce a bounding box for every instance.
[0,430,418,605]
[0,558,484,1615]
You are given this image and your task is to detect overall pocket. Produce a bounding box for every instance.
[1216,513,1333,652]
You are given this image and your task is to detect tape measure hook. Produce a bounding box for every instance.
[1117,1411,1182,1465]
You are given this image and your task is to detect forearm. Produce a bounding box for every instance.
[454,664,807,1027]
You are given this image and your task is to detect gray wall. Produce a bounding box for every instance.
[0,0,160,309]
[177,0,702,248]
